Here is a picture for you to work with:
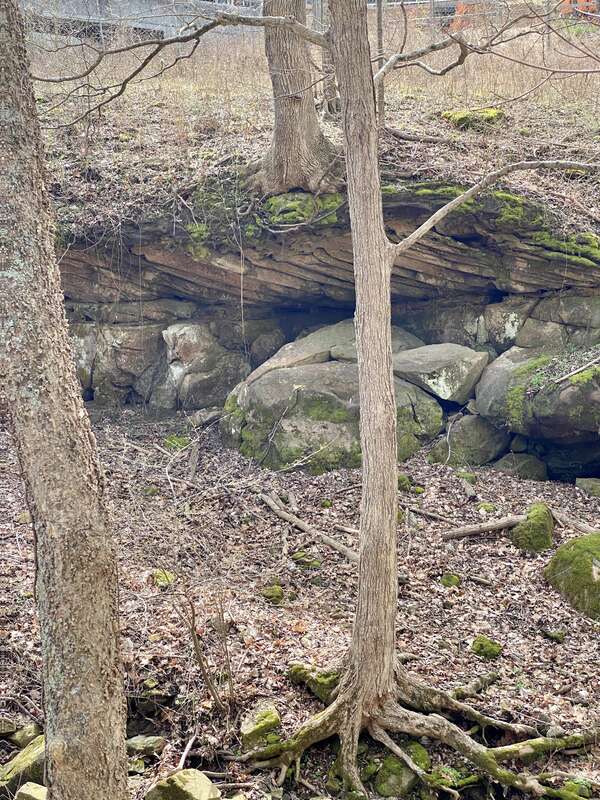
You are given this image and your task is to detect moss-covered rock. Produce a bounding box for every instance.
[440,572,461,588]
[261,584,284,605]
[456,470,477,485]
[428,415,511,467]
[145,769,221,800]
[442,107,505,130]
[373,752,418,797]
[9,724,42,749]
[563,779,593,798]
[492,453,548,481]
[126,735,167,756]
[152,569,176,589]
[0,735,45,795]
[287,661,340,704]
[291,550,321,570]
[477,502,497,513]
[545,533,600,619]
[511,502,554,553]
[261,192,344,227]
[397,473,412,492]
[471,635,503,660]
[240,702,281,750]
[576,478,600,497]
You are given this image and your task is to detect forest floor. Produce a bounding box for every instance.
[4,408,600,799]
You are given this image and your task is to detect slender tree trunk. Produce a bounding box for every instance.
[247,0,338,193]
[318,0,340,116]
[376,0,386,124]
[0,3,128,799]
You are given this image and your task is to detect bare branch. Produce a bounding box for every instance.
[390,160,599,258]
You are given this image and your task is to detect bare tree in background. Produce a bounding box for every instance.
[0,2,128,799]
[246,0,338,192]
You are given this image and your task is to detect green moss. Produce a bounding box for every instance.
[413,486,425,495]
[299,395,353,423]
[0,736,45,793]
[321,498,333,508]
[261,584,284,604]
[471,634,503,660]
[374,754,419,797]
[398,472,412,492]
[511,502,554,553]
[569,366,600,385]
[563,779,592,798]
[381,182,400,195]
[291,550,321,570]
[152,569,176,589]
[514,355,553,377]
[440,573,461,588]
[163,434,191,450]
[262,192,344,226]
[506,384,527,428]
[457,471,477,485]
[545,533,600,619]
[287,661,340,704]
[240,703,281,750]
[442,107,505,130]
[185,222,211,260]
[477,502,497,513]
[240,425,269,460]
[541,628,566,643]
[406,741,431,771]
[142,485,160,497]
[531,231,600,265]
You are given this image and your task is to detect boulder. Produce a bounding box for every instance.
[240,702,281,750]
[222,361,443,473]
[576,478,600,497]
[0,735,45,795]
[14,784,47,800]
[515,318,570,350]
[9,724,42,749]
[145,769,221,800]
[484,297,537,353]
[428,414,511,466]
[511,503,554,553]
[392,344,488,404]
[66,299,198,325]
[153,323,250,411]
[287,662,340,704]
[476,347,600,444]
[532,291,600,347]
[545,534,600,619]
[492,453,548,481]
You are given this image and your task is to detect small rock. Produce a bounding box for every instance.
[471,635,503,660]
[126,735,167,756]
[541,628,566,643]
[14,784,47,800]
[240,701,281,750]
[189,407,222,428]
[128,758,147,774]
[440,573,461,588]
[477,502,496,514]
[145,769,221,800]
[261,584,284,605]
[291,550,321,569]
[287,661,340,704]
[456,471,477,485]
[14,511,32,525]
[152,569,176,589]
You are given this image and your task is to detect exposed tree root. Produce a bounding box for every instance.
[241,667,598,799]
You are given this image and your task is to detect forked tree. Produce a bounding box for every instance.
[236,3,599,796]
[0,2,128,799]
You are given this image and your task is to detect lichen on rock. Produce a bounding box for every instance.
[287,661,340,704]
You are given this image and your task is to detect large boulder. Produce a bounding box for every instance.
[476,347,600,444]
[545,534,600,619]
[483,296,537,353]
[0,735,45,795]
[152,323,251,411]
[428,414,511,466]
[491,453,548,481]
[145,770,221,800]
[392,344,488,404]
[222,361,443,473]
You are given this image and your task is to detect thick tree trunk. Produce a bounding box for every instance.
[248,0,338,193]
[0,3,128,799]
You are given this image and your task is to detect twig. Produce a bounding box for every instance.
[260,493,359,563]
[452,672,500,701]
[550,509,598,535]
[178,734,197,770]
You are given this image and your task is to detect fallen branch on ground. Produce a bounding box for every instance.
[442,515,525,540]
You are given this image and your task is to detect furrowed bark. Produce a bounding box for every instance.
[0,3,128,799]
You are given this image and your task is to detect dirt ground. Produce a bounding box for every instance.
[4,408,599,798]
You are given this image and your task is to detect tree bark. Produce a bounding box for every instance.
[0,3,128,799]
[248,0,338,193]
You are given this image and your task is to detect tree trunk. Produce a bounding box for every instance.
[317,0,340,116]
[0,3,128,799]
[248,0,338,193]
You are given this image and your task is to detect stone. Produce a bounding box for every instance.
[491,453,548,481]
[471,635,503,660]
[249,328,286,367]
[189,407,222,428]
[126,735,167,756]
[67,299,198,325]
[442,107,505,129]
[145,769,221,800]
[476,346,600,445]
[374,750,422,798]
[261,584,284,605]
[511,503,554,553]
[154,323,250,411]
[287,662,340,704]
[428,415,511,466]
[484,297,537,353]
[545,534,600,620]
[240,702,281,750]
[14,784,47,800]
[9,724,42,749]
[392,343,488,404]
[510,434,529,452]
[576,478,600,497]
[0,735,45,794]
[221,361,442,473]
[440,573,461,587]
[0,717,16,736]
[515,318,570,350]
[394,298,488,349]
[330,325,424,362]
